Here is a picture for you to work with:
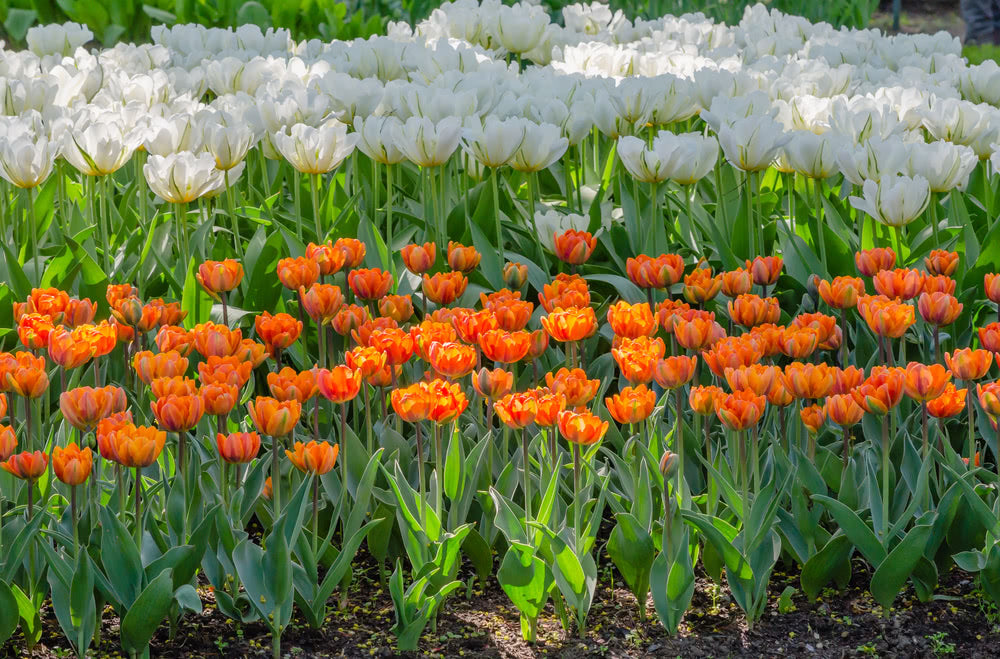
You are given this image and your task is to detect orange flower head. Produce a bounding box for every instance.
[472,368,514,400]
[427,379,469,424]
[921,275,956,295]
[541,306,598,343]
[654,355,698,390]
[728,294,781,328]
[986,274,1000,304]
[689,385,723,415]
[917,292,962,326]
[903,362,952,402]
[925,249,959,276]
[133,299,165,331]
[557,409,609,445]
[369,363,398,390]
[626,254,684,289]
[48,326,93,370]
[539,273,590,311]
[721,268,753,298]
[248,396,301,437]
[872,268,924,300]
[724,364,778,396]
[411,321,458,361]
[277,256,320,291]
[150,376,198,399]
[24,287,70,322]
[606,384,656,425]
[348,268,393,301]
[199,355,253,387]
[52,443,92,486]
[824,394,864,427]
[95,411,132,462]
[369,326,415,366]
[746,256,783,286]
[192,322,243,358]
[946,348,993,381]
[607,301,655,339]
[234,339,268,367]
[110,425,166,468]
[978,381,1000,416]
[80,322,117,357]
[401,242,437,274]
[379,294,414,323]
[858,295,916,338]
[446,241,481,273]
[553,229,596,265]
[0,425,15,462]
[18,313,53,350]
[154,325,194,356]
[2,450,48,480]
[59,385,125,430]
[428,341,477,379]
[316,366,362,403]
[927,384,967,418]
[526,329,549,360]
[255,311,302,354]
[331,304,369,337]
[217,432,261,464]
[262,477,273,500]
[612,338,664,385]
[503,262,529,290]
[6,351,49,398]
[306,241,347,276]
[422,271,468,306]
[494,391,538,429]
[481,289,521,307]
[782,362,834,399]
[300,284,344,323]
[267,367,318,403]
[656,300,693,334]
[671,311,719,351]
[201,382,240,416]
[0,394,5,421]
[451,309,496,344]
[345,346,389,379]
[105,284,138,309]
[197,259,244,298]
[391,382,433,423]
[683,267,722,304]
[715,389,767,431]
[855,247,896,277]
[767,379,796,407]
[150,393,204,432]
[701,336,763,378]
[545,368,601,407]
[532,388,567,426]
[152,298,191,326]
[832,366,865,395]
[63,298,97,327]
[778,327,820,359]
[800,404,826,434]
[286,441,339,475]
[334,238,366,269]
[852,366,906,415]
[478,329,532,364]
[490,298,533,332]
[791,313,837,345]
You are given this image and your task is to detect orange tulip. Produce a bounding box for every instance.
[154,325,193,356]
[986,273,1000,304]
[921,275,956,296]
[612,338,662,385]
[306,241,347,276]
[656,300,693,333]
[330,304,369,336]
[852,367,906,415]
[248,397,301,437]
[235,339,268,367]
[872,268,924,300]
[133,350,188,385]
[715,390,766,431]
[783,363,834,399]
[151,393,204,432]
[557,409,609,445]
[48,326,93,370]
[539,273,591,311]
[401,242,436,274]
[553,229,596,265]
[267,367,318,403]
[22,287,69,321]
[526,329,549,360]
[490,299,533,332]
[606,385,656,424]
[446,241,481,273]
[379,294,414,323]
[818,276,865,309]
[190,322,242,358]
[746,256,783,287]
[978,381,1000,417]
[683,267,722,304]
[106,284,138,308]
[472,367,514,400]
[149,299,186,329]
[345,346,389,379]
[348,268,393,301]
[824,394,864,427]
[0,425,15,462]
[422,271,468,306]
[778,327,820,359]
[52,443,92,486]
[199,355,253,387]
[277,256,320,291]
[110,425,166,468]
[6,352,48,398]
[2,450,48,480]
[391,382,433,422]
[150,376,198,399]
[724,364,778,396]
[79,322,116,357]
[95,411,132,462]
[255,311,302,353]
[800,404,826,433]
[903,362,951,402]
[832,366,865,395]
[721,268,753,298]
[18,314,53,350]
[450,309,495,344]
[532,388,567,426]
[728,294,780,328]
[367,364,400,387]
[503,262,529,290]
[945,348,992,381]
[654,355,698,390]
[411,321,458,361]
[286,440,339,475]
[689,385,722,415]
[481,289,521,308]
[791,313,837,345]
[197,259,244,298]
[545,368,600,407]
[855,247,896,276]
[479,329,532,364]
[494,392,538,429]
[626,254,684,289]
[427,379,469,424]
[369,327,415,366]
[541,307,597,343]
[201,382,240,416]
[927,384,967,418]
[858,295,915,338]
[428,341,477,379]
[217,431,261,464]
[353,317,398,348]
[606,301,655,339]
[925,249,958,276]
[316,366,362,403]
[672,312,719,351]
[300,284,344,323]
[334,238,366,269]
[701,336,763,378]
[917,292,962,326]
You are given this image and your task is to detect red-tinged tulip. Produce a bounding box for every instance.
[197,259,244,299]
[401,242,436,274]
[855,247,896,277]
[612,337,665,385]
[858,295,915,338]
[316,366,362,403]
[539,273,590,311]
[917,292,962,326]
[151,376,198,399]
[79,322,116,357]
[503,262,529,290]
[557,409,608,445]
[783,362,835,399]
[606,301,655,339]
[532,388,567,426]
[52,443,92,486]
[151,394,204,432]
[701,336,764,378]
[683,267,722,304]
[191,322,242,358]
[478,329,532,364]
[391,382,433,422]
[672,313,719,352]
[545,368,600,407]
[447,241,481,273]
[724,364,778,396]
[300,284,344,323]
[345,346,388,379]
[379,294,414,323]
[526,329,549,360]
[217,432,261,464]
[248,397,301,437]
[817,277,864,311]
[428,341,477,379]
[267,367,318,403]
[255,312,302,354]
[979,323,1000,353]
[791,313,837,345]
[422,271,468,306]
[832,366,865,395]
[201,382,240,416]
[689,385,723,415]
[369,327,415,366]
[452,309,498,344]
[927,384,967,418]
[472,368,514,400]
[48,326,93,370]
[728,294,780,328]
[95,411,132,462]
[946,348,993,381]
[411,321,458,361]
[721,268,753,298]
[6,352,48,398]
[235,339,268,367]
[746,256,783,287]
[494,392,538,429]
[852,367,906,415]
[800,404,826,434]
[481,289,521,307]
[606,384,656,425]
[922,275,956,295]
[133,350,188,385]
[2,450,48,480]
[541,307,598,343]
[262,476,273,500]
[23,287,70,321]
[154,325,194,356]
[199,355,253,388]
[903,362,951,402]
[277,256,320,291]
[286,440,339,475]
[491,299,533,332]
[778,327,820,359]
[654,355,698,390]
[307,241,347,276]
[872,268,923,300]
[105,284,137,309]
[553,229,596,265]
[626,254,684,289]
[111,425,166,468]
[925,249,959,276]
[334,238,366,269]
[62,298,97,328]
[715,390,766,431]
[348,268,393,301]
[978,381,1000,417]
[427,379,469,424]
[655,300,693,333]
[135,300,165,332]
[824,394,863,427]
[366,361,399,388]
[18,314,53,350]
[0,425,15,461]
[352,318,399,349]
[986,274,1000,304]
[766,379,795,407]
[331,304,368,336]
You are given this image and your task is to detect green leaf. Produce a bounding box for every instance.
[99,506,143,609]
[3,8,36,41]
[470,219,503,290]
[681,510,752,580]
[607,513,655,602]
[0,580,18,645]
[869,523,933,610]
[120,569,174,654]
[812,494,887,566]
[800,533,853,600]
[497,544,552,620]
[443,424,463,501]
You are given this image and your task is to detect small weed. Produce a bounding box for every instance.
[925,631,955,656]
[856,641,879,656]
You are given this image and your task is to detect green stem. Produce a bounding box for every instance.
[492,167,502,252]
[27,186,38,285]
[881,415,890,547]
[572,442,582,556]
[416,423,426,533]
[434,423,443,528]
[311,172,322,241]
[134,467,142,553]
[813,178,827,276]
[521,427,531,529]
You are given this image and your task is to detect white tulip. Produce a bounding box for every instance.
[849,174,930,228]
[905,140,977,192]
[26,22,92,57]
[461,116,526,169]
[510,121,567,173]
[836,136,909,186]
[0,133,57,189]
[653,132,719,185]
[617,136,668,183]
[717,115,791,172]
[353,116,406,165]
[271,120,357,175]
[204,116,259,171]
[496,3,549,54]
[393,116,462,168]
[143,151,226,204]
[61,117,142,177]
[782,131,839,179]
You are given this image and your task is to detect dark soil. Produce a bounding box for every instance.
[4,550,1000,658]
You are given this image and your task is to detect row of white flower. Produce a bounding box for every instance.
[0,2,995,231]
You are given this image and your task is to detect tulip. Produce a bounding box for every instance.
[510,121,568,173]
[348,268,393,301]
[607,301,656,339]
[300,284,344,323]
[654,355,698,390]
[422,271,468,306]
[316,366,362,404]
[855,248,897,277]
[724,364,778,397]
[801,404,827,434]
[689,385,723,416]
[626,254,684,289]
[286,440,339,476]
[305,242,347,278]
[494,392,538,430]
[553,229,596,265]
[48,326,93,370]
[904,362,951,402]
[52,443,92,487]
[391,382,433,423]
[277,257,320,291]
[606,385,656,425]
[717,115,791,173]
[26,22,92,55]
[217,432,261,464]
[683,268,722,304]
[558,409,609,446]
[411,321,457,361]
[6,352,49,399]
[60,385,125,431]
[2,450,48,481]
[393,116,462,168]
[272,121,357,175]
[613,342,659,385]
[702,336,764,378]
[446,242,481,273]
[110,425,166,469]
[541,307,598,344]
[545,368,600,407]
[818,276,865,309]
[199,355,253,388]
[255,312,302,359]
[946,348,993,381]
[927,384,967,418]
[331,304,369,337]
[491,299,533,332]
[143,151,228,204]
[267,368,318,404]
[539,273,591,311]
[852,367,906,415]
[925,250,959,277]
[249,397,301,437]
[728,294,780,328]
[0,425,15,462]
[370,327,415,367]
[503,262,529,291]
[401,243,436,274]
[427,379,469,425]
[496,3,549,53]
[428,342,477,379]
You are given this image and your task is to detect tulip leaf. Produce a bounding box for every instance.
[0,580,19,645]
[99,506,144,610]
[120,569,174,654]
[607,512,655,603]
[869,523,933,610]
[812,494,887,566]
[801,533,853,600]
[497,544,552,620]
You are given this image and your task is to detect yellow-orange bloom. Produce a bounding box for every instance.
[818,276,865,309]
[746,256,783,286]
[344,346,388,379]
[800,404,826,434]
[612,339,660,385]
[18,313,53,350]
[348,268,393,301]
[541,307,597,343]
[151,394,204,432]
[927,384,967,418]
[391,382,433,423]
[553,229,596,265]
[946,348,993,381]
[557,409,608,445]
[197,259,244,298]
[855,247,896,277]
[832,366,865,395]
[2,450,48,480]
[154,325,194,357]
[217,432,261,463]
[654,355,698,390]
[715,390,766,431]
[872,268,924,300]
[917,292,962,326]
[539,273,590,311]
[191,322,242,358]
[490,299,533,332]
[277,256,320,290]
[721,268,753,298]
[52,443,92,486]
[201,382,240,416]
[0,425,15,462]
[411,321,457,361]
[334,238,366,269]
[494,392,538,429]
[978,381,1000,416]
[472,367,515,400]
[453,309,498,344]
[857,295,915,339]
[689,385,723,416]
[267,367,318,403]
[330,304,368,337]
[428,341,477,379]
[671,312,718,351]
[199,355,252,387]
[370,327,415,366]
[782,363,835,399]
[724,364,778,396]
[316,366,362,403]
[447,241,481,273]
[427,379,469,424]
[824,394,863,427]
[300,284,344,323]
[683,267,722,304]
[852,367,906,415]
[606,385,655,425]
[6,352,48,398]
[150,376,198,399]
[307,241,347,276]
[379,294,414,323]
[401,242,436,274]
[626,254,684,289]
[778,327,820,359]
[111,425,166,468]
[503,262,529,290]
[60,385,125,431]
[255,311,302,353]
[728,294,780,328]
[286,441,339,475]
[701,336,763,378]
[248,397,301,437]
[478,329,531,364]
[986,273,1000,304]
[903,362,951,402]
[925,250,959,277]
[606,301,655,339]
[545,368,600,407]
[922,275,956,295]
[422,271,468,306]
[532,388,567,426]
[48,326,93,370]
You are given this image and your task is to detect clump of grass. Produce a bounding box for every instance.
[964,44,1000,65]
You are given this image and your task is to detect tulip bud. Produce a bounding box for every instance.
[659,451,679,479]
[503,262,528,290]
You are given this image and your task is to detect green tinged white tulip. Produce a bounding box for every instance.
[61,117,142,177]
[393,116,463,167]
[906,140,977,192]
[353,116,407,165]
[849,174,930,228]
[272,120,357,175]
[783,130,839,179]
[25,22,93,57]
[0,131,57,189]
[461,116,526,168]
[496,3,549,54]
[717,115,790,172]
[510,121,567,173]
[143,151,228,204]
[836,135,908,186]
